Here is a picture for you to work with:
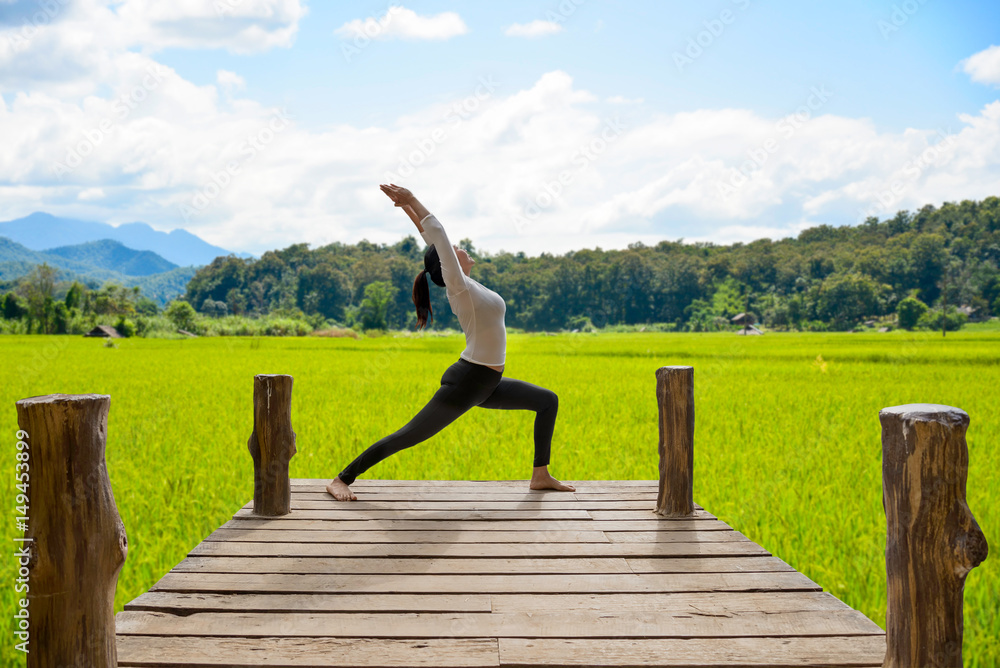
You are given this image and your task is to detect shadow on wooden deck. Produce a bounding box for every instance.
[115,479,886,667]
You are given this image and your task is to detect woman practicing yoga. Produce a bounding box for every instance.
[325,184,576,501]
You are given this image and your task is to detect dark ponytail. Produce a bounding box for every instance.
[413,244,445,330]
[412,269,433,330]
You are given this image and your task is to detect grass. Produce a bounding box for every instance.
[0,330,997,665]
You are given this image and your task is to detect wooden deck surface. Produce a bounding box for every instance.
[115,479,886,667]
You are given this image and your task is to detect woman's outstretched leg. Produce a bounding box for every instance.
[328,359,502,500]
[327,392,469,500]
[478,377,575,491]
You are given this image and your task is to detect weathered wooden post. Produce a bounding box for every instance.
[654,366,694,517]
[248,374,297,515]
[880,404,989,668]
[14,393,128,667]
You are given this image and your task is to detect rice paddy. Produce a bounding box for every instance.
[1,329,997,666]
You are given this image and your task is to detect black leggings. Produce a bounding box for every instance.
[337,358,558,485]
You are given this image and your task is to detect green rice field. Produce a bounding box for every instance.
[1,330,997,665]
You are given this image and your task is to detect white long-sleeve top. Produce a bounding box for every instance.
[418,213,506,366]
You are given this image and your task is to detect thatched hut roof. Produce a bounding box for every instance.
[84,325,122,338]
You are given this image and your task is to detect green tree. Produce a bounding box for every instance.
[17,263,58,333]
[53,302,70,334]
[165,300,198,331]
[136,296,160,316]
[358,281,397,331]
[226,288,248,316]
[918,307,967,332]
[814,273,885,331]
[910,233,946,303]
[201,298,228,318]
[896,296,928,330]
[2,293,27,320]
[114,315,137,337]
[64,281,85,310]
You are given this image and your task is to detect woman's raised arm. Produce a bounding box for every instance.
[381,184,430,232]
[379,184,467,294]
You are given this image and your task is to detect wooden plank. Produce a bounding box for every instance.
[148,571,822,594]
[497,636,886,667]
[232,508,595,520]
[292,481,657,500]
[124,590,851,615]
[172,556,635,574]
[115,609,885,638]
[205,528,614,543]
[220,518,732,532]
[624,556,794,573]
[574,493,663,501]
[188,540,770,558]
[204,528,750,544]
[284,491,591,501]
[116,636,499,667]
[242,499,716,515]
[605,530,751,543]
[288,490,672,501]
[490,591,856,614]
[170,555,790,575]
[588,510,719,520]
[124,591,492,613]
[291,479,660,486]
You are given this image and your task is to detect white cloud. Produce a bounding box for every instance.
[0,0,305,98]
[1,33,1000,258]
[503,20,563,38]
[217,69,246,93]
[606,95,644,105]
[961,45,1000,87]
[335,5,467,42]
[114,0,307,53]
[78,187,105,201]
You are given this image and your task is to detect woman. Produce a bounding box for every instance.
[325,184,576,501]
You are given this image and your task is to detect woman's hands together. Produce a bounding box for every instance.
[380,183,414,207]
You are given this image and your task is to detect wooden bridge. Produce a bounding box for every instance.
[112,478,886,667]
[16,370,988,667]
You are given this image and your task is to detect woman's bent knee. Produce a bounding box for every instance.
[543,389,558,412]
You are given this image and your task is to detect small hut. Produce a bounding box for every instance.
[84,325,122,339]
[732,312,762,335]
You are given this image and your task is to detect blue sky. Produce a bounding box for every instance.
[1,0,998,256]
[159,1,999,134]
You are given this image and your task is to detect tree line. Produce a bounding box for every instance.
[179,197,1000,332]
[2,197,998,335]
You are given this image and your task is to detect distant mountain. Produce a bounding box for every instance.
[0,236,192,305]
[0,212,254,267]
[45,239,177,276]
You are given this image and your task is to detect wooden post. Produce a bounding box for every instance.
[654,366,694,517]
[880,404,989,668]
[14,393,127,667]
[248,374,297,515]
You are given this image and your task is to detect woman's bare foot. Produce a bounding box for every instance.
[326,476,357,501]
[529,465,576,492]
